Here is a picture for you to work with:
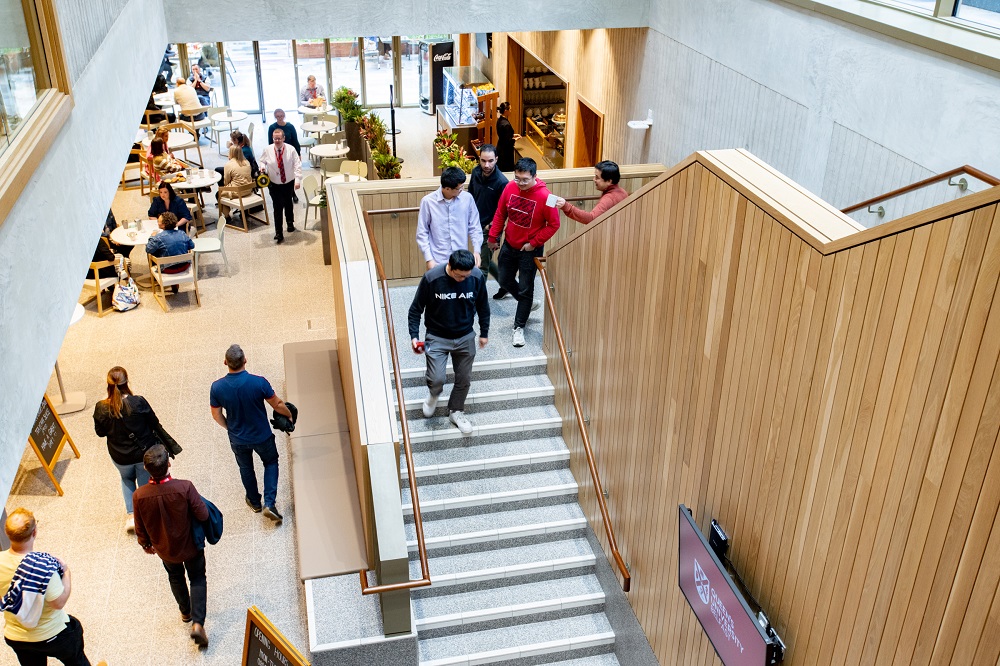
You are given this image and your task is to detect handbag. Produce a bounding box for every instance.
[112,276,140,312]
[154,424,183,458]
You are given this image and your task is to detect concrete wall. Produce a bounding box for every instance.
[0,0,165,500]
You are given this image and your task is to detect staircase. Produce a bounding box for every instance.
[390,282,621,666]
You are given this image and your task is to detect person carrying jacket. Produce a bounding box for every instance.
[487,157,559,348]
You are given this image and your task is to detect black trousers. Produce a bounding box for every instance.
[268,181,296,236]
[163,549,207,625]
[479,224,499,281]
[5,615,90,666]
[497,242,544,329]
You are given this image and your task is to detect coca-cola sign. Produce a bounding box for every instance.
[678,505,777,665]
[433,53,452,62]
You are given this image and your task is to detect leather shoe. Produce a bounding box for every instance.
[190,623,208,647]
[275,236,284,245]
[263,506,283,523]
[245,497,262,513]
[493,288,508,300]
[181,612,192,623]
[287,226,297,232]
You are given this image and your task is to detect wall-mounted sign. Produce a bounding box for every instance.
[678,505,783,665]
[27,395,80,496]
[243,606,310,666]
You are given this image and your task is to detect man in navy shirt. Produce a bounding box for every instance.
[210,344,293,522]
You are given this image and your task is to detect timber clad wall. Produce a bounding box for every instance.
[544,150,1000,664]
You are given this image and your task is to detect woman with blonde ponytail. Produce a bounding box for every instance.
[93,367,165,534]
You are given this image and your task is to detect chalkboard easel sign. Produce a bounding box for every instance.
[243,606,310,666]
[27,394,80,496]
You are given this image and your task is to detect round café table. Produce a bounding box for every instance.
[153,92,174,108]
[299,104,332,121]
[310,142,350,159]
[111,220,157,288]
[211,110,248,154]
[171,169,222,213]
[301,120,338,138]
[324,174,366,185]
[141,131,195,152]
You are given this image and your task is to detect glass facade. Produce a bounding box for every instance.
[0,0,42,151]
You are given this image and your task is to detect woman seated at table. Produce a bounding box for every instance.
[218,145,254,216]
[149,139,184,175]
[86,237,118,280]
[143,92,174,124]
[145,213,194,290]
[148,181,192,232]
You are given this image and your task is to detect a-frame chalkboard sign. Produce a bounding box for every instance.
[27,394,80,496]
[243,605,310,666]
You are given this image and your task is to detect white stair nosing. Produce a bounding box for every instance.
[414,593,606,632]
[395,354,547,379]
[418,554,597,589]
[401,450,571,480]
[420,632,616,664]
[407,517,588,551]
[401,385,555,410]
[409,416,563,443]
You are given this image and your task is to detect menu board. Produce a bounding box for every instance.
[26,395,80,496]
[243,606,310,666]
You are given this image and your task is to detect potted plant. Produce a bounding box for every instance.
[332,87,367,160]
[433,132,475,174]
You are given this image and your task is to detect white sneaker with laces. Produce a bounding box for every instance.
[531,300,542,312]
[126,514,135,534]
[512,327,526,347]
[449,410,473,435]
[422,393,439,418]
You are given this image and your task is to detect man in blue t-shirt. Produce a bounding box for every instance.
[210,344,293,523]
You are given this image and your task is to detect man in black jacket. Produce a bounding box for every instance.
[467,144,509,297]
[408,250,490,435]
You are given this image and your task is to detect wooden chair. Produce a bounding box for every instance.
[299,130,317,161]
[121,148,144,191]
[301,175,322,228]
[139,109,168,132]
[162,122,203,168]
[321,158,345,180]
[318,113,340,129]
[176,190,205,236]
[178,106,212,147]
[82,253,118,317]
[340,160,367,178]
[193,215,231,277]
[148,252,200,312]
[219,184,270,232]
[137,153,159,196]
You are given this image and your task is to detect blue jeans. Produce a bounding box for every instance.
[113,460,151,514]
[230,435,279,508]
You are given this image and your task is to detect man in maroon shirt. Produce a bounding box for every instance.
[133,445,210,647]
[555,161,629,224]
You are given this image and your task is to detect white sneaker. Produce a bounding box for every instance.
[449,411,473,435]
[126,514,135,534]
[512,327,526,347]
[531,300,542,312]
[422,393,439,418]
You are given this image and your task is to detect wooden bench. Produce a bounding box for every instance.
[283,338,367,580]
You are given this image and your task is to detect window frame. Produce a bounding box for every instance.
[0,0,72,226]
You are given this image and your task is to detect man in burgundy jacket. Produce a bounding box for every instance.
[555,160,629,224]
[488,157,560,348]
[133,445,210,647]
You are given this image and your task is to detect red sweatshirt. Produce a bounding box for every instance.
[560,184,629,224]
[488,178,560,249]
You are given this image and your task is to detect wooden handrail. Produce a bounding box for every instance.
[534,256,631,593]
[357,209,431,595]
[841,165,1000,214]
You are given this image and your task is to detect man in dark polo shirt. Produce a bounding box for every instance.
[210,344,292,523]
[133,445,210,647]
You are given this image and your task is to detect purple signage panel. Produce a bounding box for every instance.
[678,505,772,666]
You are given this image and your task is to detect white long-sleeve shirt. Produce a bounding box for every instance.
[416,189,482,264]
[260,143,302,186]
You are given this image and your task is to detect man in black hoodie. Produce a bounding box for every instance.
[408,250,490,435]
[467,144,509,298]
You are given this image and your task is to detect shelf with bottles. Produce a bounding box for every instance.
[524,116,564,170]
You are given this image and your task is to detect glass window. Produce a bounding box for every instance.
[400,35,450,107]
[259,39,296,115]
[221,41,261,114]
[329,38,361,104]
[0,0,42,150]
[362,36,393,106]
[294,39,328,116]
[879,0,935,13]
[954,0,1000,30]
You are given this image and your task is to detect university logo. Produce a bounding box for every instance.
[694,558,710,605]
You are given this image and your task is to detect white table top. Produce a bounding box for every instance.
[153,92,174,107]
[301,120,338,133]
[170,169,222,189]
[211,110,248,123]
[299,104,332,115]
[110,220,156,247]
[70,303,85,326]
[141,132,194,150]
[324,174,366,184]
[310,143,350,158]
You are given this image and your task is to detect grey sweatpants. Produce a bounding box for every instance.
[425,331,478,412]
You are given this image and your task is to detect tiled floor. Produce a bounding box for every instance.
[2,116,438,664]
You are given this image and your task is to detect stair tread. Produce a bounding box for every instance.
[401,373,553,405]
[407,403,561,434]
[405,503,585,543]
[536,656,621,666]
[405,436,569,474]
[409,537,596,578]
[403,468,578,507]
[413,574,603,620]
[418,613,613,662]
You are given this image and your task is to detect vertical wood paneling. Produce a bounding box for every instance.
[542,152,1000,665]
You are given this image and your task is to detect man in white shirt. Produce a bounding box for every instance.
[416,167,482,271]
[259,128,302,245]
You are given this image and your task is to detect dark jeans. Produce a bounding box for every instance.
[230,434,279,508]
[425,331,478,412]
[163,549,207,625]
[479,224,499,280]
[497,242,544,329]
[268,181,296,236]
[5,615,90,666]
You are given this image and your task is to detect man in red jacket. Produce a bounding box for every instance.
[488,158,560,347]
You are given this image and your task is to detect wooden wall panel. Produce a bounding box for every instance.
[542,150,1000,665]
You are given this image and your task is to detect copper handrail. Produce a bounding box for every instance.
[840,165,1000,214]
[357,209,431,595]
[534,256,631,592]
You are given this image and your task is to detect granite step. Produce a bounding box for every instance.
[407,403,562,444]
[402,468,577,517]
[401,436,570,483]
[399,373,555,415]
[535,656,621,666]
[394,354,548,388]
[418,613,615,666]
